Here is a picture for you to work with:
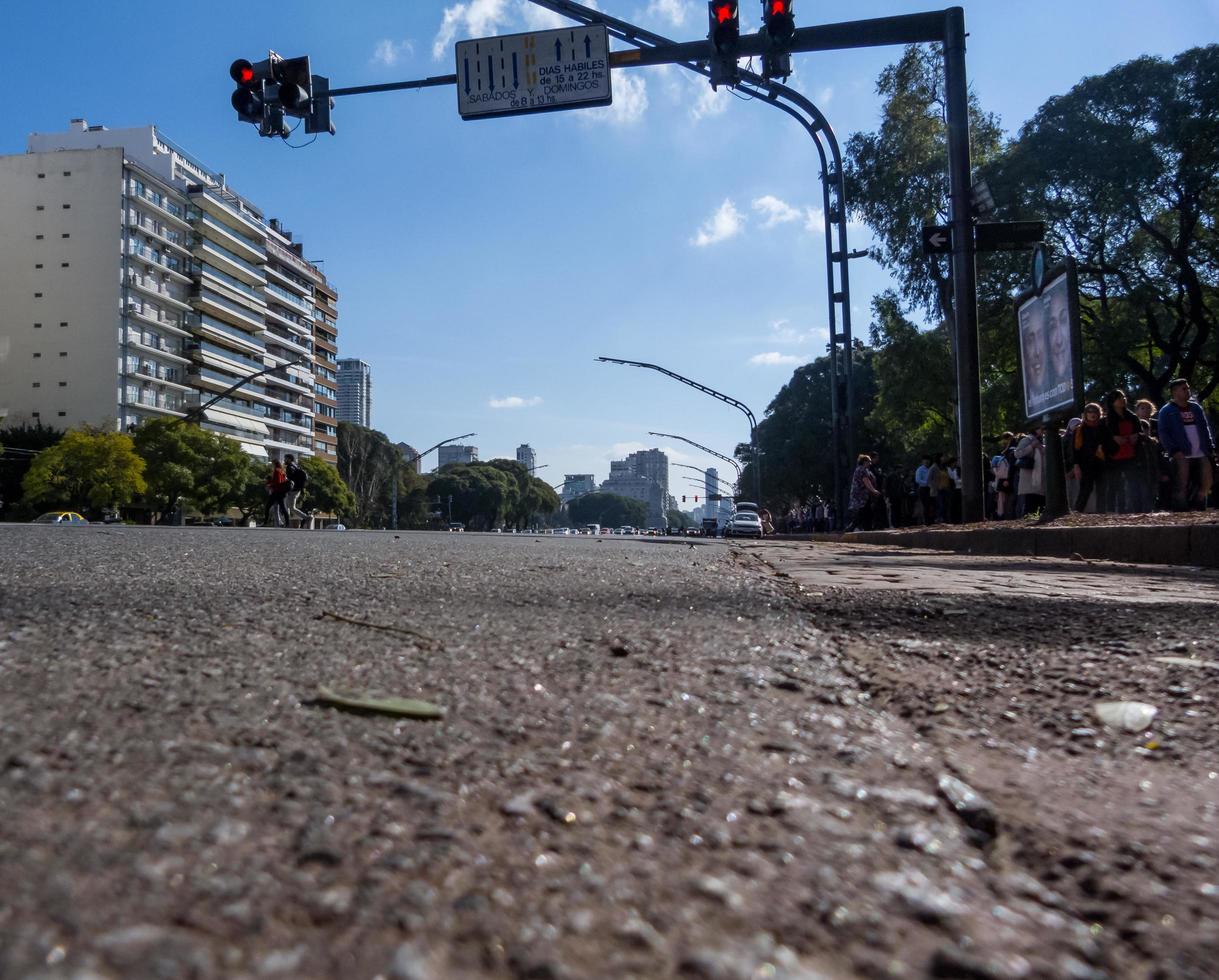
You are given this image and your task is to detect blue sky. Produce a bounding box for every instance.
[4,1,1216,489]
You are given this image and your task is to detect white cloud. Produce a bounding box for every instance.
[433,0,512,60]
[371,38,414,67]
[489,395,543,409]
[582,73,649,126]
[644,0,692,27]
[690,198,746,247]
[752,195,801,229]
[690,82,730,121]
[815,85,834,106]
[749,352,805,367]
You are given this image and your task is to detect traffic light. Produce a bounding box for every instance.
[707,1,740,89]
[708,1,739,52]
[762,0,795,41]
[682,495,687,503]
[274,55,313,117]
[761,0,795,79]
[230,57,290,138]
[304,75,336,136]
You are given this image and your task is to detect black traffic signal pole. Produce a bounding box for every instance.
[274,5,982,521]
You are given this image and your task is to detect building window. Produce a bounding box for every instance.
[58,412,66,417]
[58,381,67,387]
[33,353,41,359]
[31,413,39,418]
[59,321,67,327]
[37,173,45,179]
[61,262,69,268]
[35,205,45,211]
[34,323,42,329]
[34,293,42,298]
[32,382,40,388]
[35,234,43,240]
[61,233,69,239]
[35,263,43,269]
[62,204,71,210]
[62,171,71,177]
[59,352,67,358]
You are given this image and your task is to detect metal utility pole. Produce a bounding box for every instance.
[598,357,759,502]
[647,432,742,480]
[391,431,475,530]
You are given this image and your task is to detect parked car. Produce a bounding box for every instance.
[725,511,764,538]
[33,511,88,525]
[448,523,465,532]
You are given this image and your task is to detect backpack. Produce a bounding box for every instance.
[288,462,308,491]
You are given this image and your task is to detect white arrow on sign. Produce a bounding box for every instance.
[928,230,949,249]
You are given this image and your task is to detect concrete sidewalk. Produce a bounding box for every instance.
[774,517,1219,568]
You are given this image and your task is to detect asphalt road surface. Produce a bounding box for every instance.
[1,527,1216,979]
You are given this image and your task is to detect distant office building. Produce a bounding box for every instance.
[396,442,422,474]
[337,358,371,427]
[599,448,669,526]
[561,474,596,502]
[704,467,718,505]
[438,444,478,468]
[516,443,537,472]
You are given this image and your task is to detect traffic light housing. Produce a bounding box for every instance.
[274,55,313,117]
[762,0,795,41]
[230,56,290,138]
[761,0,795,79]
[304,75,336,136]
[707,1,740,89]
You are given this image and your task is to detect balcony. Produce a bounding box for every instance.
[191,232,266,285]
[265,282,313,315]
[187,338,267,375]
[188,188,266,243]
[191,288,266,333]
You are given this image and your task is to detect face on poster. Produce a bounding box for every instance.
[1017,268,1077,420]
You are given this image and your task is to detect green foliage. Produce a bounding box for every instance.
[485,458,561,529]
[0,423,64,521]
[300,456,357,519]
[336,422,427,527]
[21,428,146,515]
[992,44,1219,400]
[133,418,252,520]
[567,493,648,529]
[666,509,692,529]
[845,45,1004,320]
[428,462,518,530]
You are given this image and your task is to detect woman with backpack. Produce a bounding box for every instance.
[992,433,1018,520]
[264,459,291,528]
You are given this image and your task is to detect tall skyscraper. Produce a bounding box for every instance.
[0,119,338,462]
[516,443,537,472]
[336,358,371,427]
[705,467,718,505]
[437,444,478,468]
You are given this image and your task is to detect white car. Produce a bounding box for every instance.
[725,511,764,538]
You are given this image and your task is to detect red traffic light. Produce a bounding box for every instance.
[769,0,789,14]
[711,2,736,24]
[763,0,795,39]
[230,59,256,86]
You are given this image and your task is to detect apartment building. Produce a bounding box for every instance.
[0,119,338,462]
[516,443,537,473]
[437,444,478,468]
[560,474,596,502]
[336,358,371,427]
[599,448,670,526]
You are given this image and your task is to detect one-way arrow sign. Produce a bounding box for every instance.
[922,225,952,255]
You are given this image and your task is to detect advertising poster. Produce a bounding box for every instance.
[1015,260,1082,421]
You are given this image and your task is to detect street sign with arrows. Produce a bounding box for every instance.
[922,225,952,255]
[455,25,612,120]
[923,220,1047,256]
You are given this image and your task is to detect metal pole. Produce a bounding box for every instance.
[944,6,983,523]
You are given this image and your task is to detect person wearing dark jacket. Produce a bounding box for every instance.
[1102,390,1151,513]
[264,460,291,528]
[1072,403,1107,513]
[1157,379,1214,510]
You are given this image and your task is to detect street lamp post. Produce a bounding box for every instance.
[391,431,475,530]
[598,357,760,504]
[647,431,742,482]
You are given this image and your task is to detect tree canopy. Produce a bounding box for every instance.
[567,492,648,529]
[21,428,145,515]
[133,418,252,520]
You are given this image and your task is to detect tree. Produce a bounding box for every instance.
[993,45,1219,400]
[300,456,357,519]
[485,459,560,529]
[0,422,64,521]
[21,428,146,516]
[845,45,1005,322]
[133,419,252,521]
[337,422,399,527]
[666,509,692,529]
[567,493,647,529]
[428,463,518,530]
